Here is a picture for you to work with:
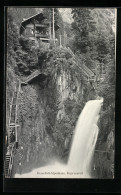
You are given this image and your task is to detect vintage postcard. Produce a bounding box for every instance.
[5,7,115,179]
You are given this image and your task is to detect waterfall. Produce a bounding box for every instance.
[68,99,103,177]
[15,99,103,178]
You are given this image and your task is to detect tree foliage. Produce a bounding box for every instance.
[71,8,115,71]
[8,7,37,27]
[71,8,115,178]
[43,8,64,35]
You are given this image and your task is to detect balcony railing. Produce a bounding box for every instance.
[35,33,49,38]
[35,24,48,27]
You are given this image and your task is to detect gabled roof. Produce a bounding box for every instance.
[21,12,45,25]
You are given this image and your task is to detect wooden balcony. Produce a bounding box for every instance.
[35,33,49,38]
[35,24,48,27]
[40,38,50,41]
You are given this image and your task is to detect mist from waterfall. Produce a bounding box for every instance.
[15,99,103,178]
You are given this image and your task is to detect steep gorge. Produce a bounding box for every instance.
[12,46,95,175]
[6,8,115,179]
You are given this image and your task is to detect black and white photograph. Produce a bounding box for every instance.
[5,7,115,179]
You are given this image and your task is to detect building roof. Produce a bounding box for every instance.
[20,12,60,35]
[21,12,45,25]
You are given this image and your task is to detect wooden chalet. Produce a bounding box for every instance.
[20,12,60,47]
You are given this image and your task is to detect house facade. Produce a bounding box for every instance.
[20,12,60,48]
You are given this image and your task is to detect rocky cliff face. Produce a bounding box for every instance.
[13,82,56,174]
[59,8,74,24]
[12,46,95,175]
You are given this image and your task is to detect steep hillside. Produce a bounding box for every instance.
[6,8,115,179]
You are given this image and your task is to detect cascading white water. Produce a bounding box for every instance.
[15,99,103,178]
[68,99,103,177]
